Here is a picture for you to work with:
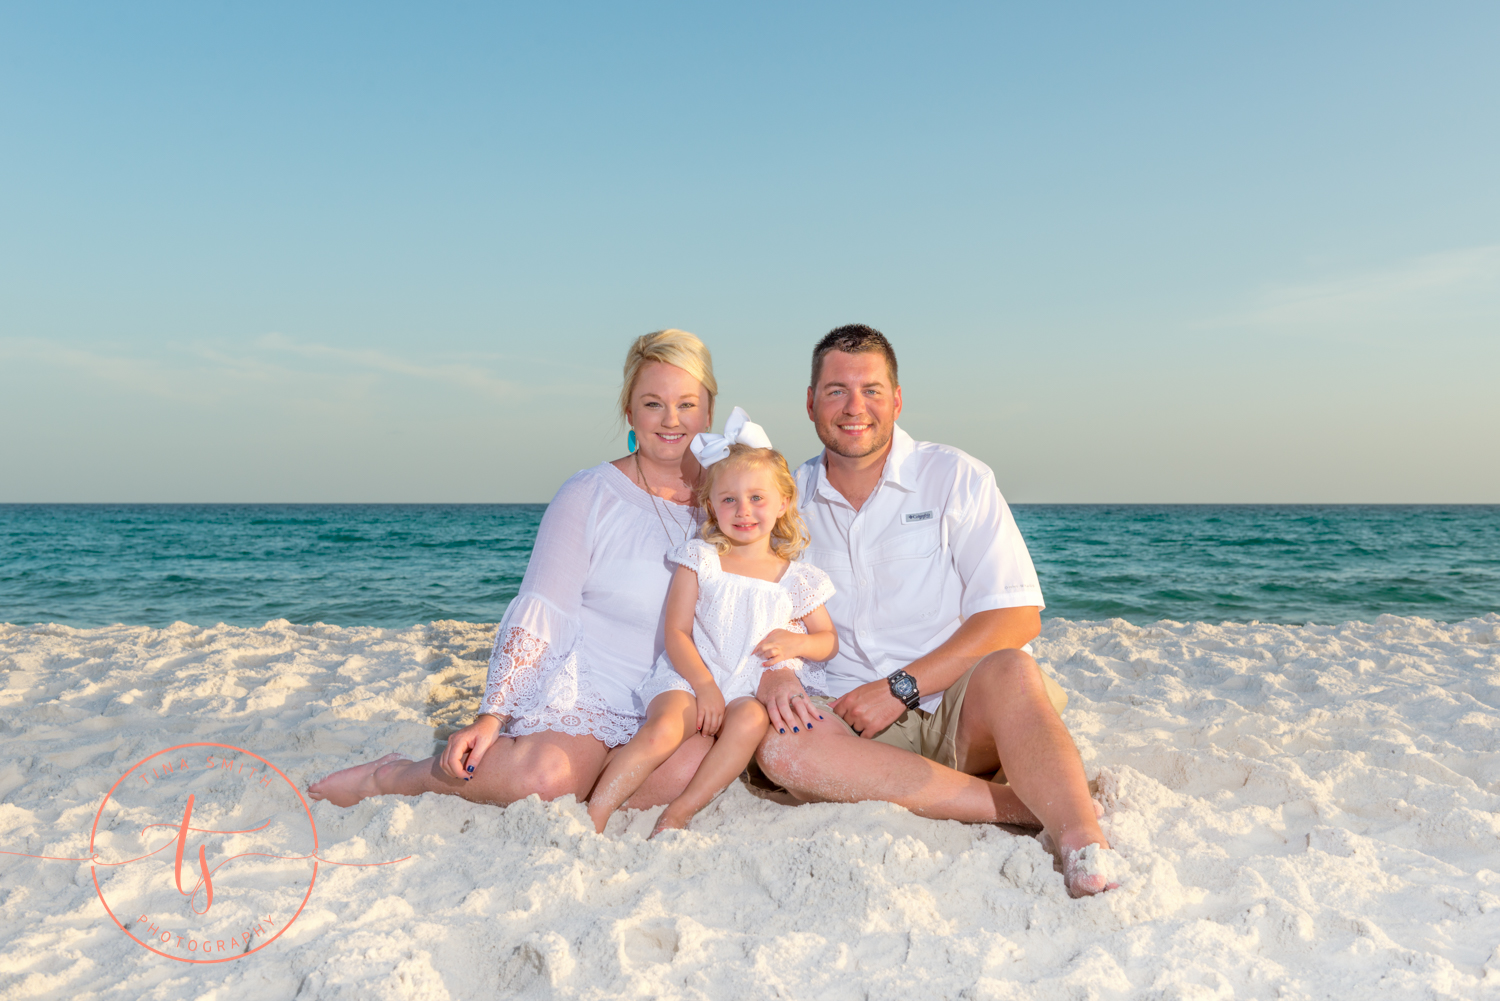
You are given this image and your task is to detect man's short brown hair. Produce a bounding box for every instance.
[810,324,899,389]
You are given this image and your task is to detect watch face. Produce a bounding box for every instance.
[891,674,916,698]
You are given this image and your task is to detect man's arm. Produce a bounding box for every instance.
[828,605,1040,736]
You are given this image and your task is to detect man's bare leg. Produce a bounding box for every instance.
[756,726,1041,825]
[953,649,1114,897]
[756,651,1114,896]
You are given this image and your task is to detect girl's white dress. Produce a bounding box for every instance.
[635,538,837,711]
[480,463,701,747]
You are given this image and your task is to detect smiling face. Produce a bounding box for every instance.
[708,461,791,549]
[627,361,712,464]
[807,349,903,460]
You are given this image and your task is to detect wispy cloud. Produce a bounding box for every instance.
[0,334,606,409]
[254,333,521,399]
[1206,244,1500,336]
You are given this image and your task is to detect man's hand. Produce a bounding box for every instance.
[829,680,906,738]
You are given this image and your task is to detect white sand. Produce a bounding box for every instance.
[3,614,1500,1000]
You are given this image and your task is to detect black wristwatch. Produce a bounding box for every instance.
[887,669,921,711]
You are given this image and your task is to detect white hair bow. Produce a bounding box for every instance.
[690,406,773,466]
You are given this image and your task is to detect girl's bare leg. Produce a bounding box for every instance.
[623,733,715,808]
[653,697,768,835]
[586,691,696,833]
[308,730,610,807]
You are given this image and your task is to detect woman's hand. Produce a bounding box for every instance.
[756,668,822,735]
[696,683,727,736]
[754,629,805,666]
[440,713,505,780]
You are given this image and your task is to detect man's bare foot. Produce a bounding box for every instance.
[649,809,690,839]
[1039,827,1122,898]
[308,753,407,807]
[1061,842,1124,898]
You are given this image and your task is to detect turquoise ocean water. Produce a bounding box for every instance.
[1,504,1496,629]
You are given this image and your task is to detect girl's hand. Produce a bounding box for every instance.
[696,683,727,736]
[754,629,804,666]
[440,713,505,780]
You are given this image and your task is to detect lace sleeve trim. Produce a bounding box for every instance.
[478,625,549,720]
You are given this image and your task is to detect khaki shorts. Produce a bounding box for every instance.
[748,663,1069,789]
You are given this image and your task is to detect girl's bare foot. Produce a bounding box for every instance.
[649,809,690,839]
[307,753,407,807]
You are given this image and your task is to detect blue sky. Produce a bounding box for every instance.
[2,2,1496,502]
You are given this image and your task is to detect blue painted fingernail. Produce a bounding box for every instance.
[819,715,825,720]
[807,723,814,729]
[792,727,799,733]
[779,728,786,734]
[467,765,474,772]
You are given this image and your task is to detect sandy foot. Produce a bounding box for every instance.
[650,810,691,839]
[1061,843,1123,898]
[307,753,408,807]
[1038,827,1121,898]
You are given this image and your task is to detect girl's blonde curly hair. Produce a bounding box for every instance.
[697,444,809,562]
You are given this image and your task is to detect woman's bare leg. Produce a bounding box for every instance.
[308,730,610,807]
[586,692,696,833]
[653,697,767,835]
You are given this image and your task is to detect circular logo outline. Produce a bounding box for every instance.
[90,742,319,964]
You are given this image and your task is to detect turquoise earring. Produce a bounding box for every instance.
[628,429,637,452]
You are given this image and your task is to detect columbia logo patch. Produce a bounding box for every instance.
[903,510,935,524]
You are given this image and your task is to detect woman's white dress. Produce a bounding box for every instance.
[635,538,837,711]
[480,463,700,747]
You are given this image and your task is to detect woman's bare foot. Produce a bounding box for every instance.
[307,753,407,807]
[649,808,690,839]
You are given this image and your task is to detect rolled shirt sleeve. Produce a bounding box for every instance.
[947,463,1045,618]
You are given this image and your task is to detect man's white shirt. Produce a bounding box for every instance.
[793,425,1045,711]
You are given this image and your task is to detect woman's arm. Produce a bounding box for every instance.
[663,565,726,734]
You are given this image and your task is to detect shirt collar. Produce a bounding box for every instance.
[813,424,918,505]
[881,425,918,492]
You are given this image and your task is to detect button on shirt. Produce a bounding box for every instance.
[793,425,1045,711]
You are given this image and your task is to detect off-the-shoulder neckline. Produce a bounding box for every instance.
[596,461,698,514]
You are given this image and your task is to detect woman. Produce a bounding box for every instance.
[308,330,718,809]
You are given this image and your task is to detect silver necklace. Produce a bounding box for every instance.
[635,451,691,547]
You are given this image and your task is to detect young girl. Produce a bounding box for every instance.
[587,408,838,836]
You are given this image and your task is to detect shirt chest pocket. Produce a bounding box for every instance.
[869,525,944,623]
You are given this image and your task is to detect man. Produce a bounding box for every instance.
[754,324,1115,897]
